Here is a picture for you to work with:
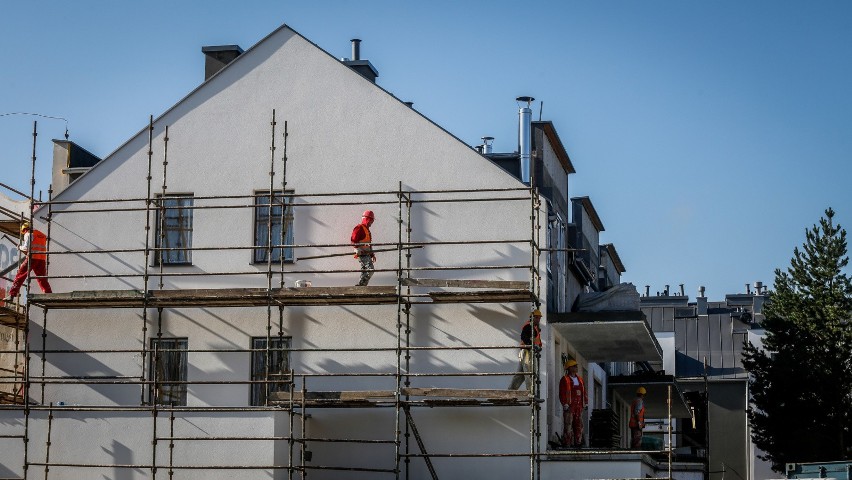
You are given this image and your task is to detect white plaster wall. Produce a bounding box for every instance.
[539,136,569,205]
[24,25,551,480]
[655,331,676,375]
[541,458,649,479]
[0,411,24,478]
[20,411,278,480]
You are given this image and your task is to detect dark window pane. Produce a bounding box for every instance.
[154,195,193,265]
[251,337,292,406]
[149,338,188,406]
[254,192,294,263]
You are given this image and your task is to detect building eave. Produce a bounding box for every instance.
[571,196,605,232]
[532,121,575,174]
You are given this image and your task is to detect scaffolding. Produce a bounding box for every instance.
[0,116,549,479]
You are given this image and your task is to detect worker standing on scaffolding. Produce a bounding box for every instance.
[3,222,52,303]
[559,359,587,448]
[630,386,647,449]
[509,309,542,392]
[351,210,376,286]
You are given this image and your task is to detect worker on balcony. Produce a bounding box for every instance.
[351,210,376,286]
[3,222,53,303]
[559,359,587,448]
[630,386,647,449]
[509,309,542,392]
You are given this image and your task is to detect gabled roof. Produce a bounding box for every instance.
[601,243,625,273]
[54,23,525,201]
[571,196,605,232]
[532,121,575,174]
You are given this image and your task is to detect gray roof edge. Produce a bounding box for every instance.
[201,45,244,53]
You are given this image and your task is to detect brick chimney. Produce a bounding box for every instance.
[201,45,244,81]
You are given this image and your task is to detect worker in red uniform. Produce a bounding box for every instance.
[351,210,376,286]
[3,222,53,303]
[509,309,542,392]
[629,386,647,449]
[559,359,587,448]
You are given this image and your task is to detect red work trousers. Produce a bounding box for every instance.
[562,405,584,447]
[8,258,52,297]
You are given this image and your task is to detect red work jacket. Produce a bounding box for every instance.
[351,224,372,257]
[629,396,645,428]
[559,374,586,408]
[520,321,542,347]
[26,230,48,261]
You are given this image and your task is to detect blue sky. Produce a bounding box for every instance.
[2,1,850,299]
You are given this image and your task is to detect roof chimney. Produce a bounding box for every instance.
[52,140,102,195]
[516,96,534,185]
[343,39,379,83]
[351,38,361,60]
[481,136,494,154]
[201,45,243,81]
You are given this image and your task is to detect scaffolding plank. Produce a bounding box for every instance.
[270,390,396,402]
[401,388,529,399]
[268,390,398,408]
[0,391,25,405]
[427,289,534,303]
[0,306,25,329]
[29,286,399,309]
[402,278,529,289]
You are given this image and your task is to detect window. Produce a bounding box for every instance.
[154,194,193,265]
[149,338,188,406]
[253,191,294,263]
[251,336,292,406]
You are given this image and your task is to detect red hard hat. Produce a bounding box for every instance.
[362,210,375,219]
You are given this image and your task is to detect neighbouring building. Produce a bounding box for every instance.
[640,284,775,480]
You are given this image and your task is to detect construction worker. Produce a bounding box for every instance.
[3,222,52,303]
[558,359,587,448]
[509,309,542,392]
[629,386,647,449]
[351,210,376,286]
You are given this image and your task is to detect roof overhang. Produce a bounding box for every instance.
[549,311,662,362]
[532,121,575,174]
[608,375,692,418]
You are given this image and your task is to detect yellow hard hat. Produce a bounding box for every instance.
[637,387,647,395]
[20,221,30,233]
[564,359,577,369]
[531,309,542,317]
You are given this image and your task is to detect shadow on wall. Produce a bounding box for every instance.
[29,321,135,405]
[675,351,744,377]
[102,439,143,480]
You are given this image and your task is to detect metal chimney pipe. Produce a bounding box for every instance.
[755,281,763,294]
[645,285,650,297]
[699,286,706,298]
[351,39,361,61]
[516,96,534,184]
[679,284,685,296]
[481,136,494,154]
[746,284,751,295]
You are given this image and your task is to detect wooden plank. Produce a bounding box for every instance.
[0,307,25,329]
[30,286,400,309]
[401,388,529,399]
[402,278,529,289]
[428,290,534,303]
[270,390,395,402]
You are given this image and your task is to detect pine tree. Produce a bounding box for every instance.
[742,208,852,471]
